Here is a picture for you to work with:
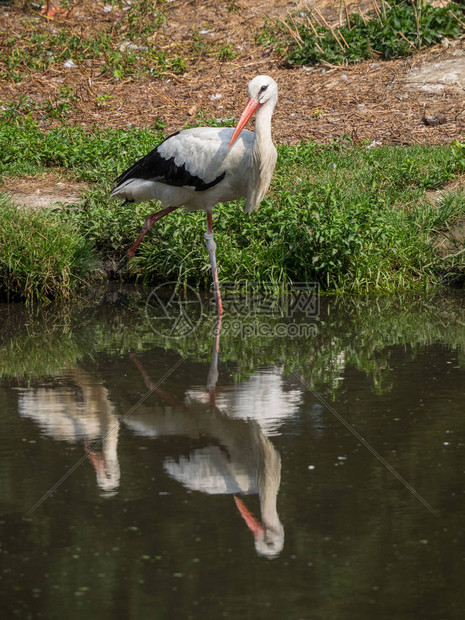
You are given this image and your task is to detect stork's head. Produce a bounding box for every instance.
[234,495,284,559]
[229,75,278,148]
[88,448,121,497]
[248,74,278,107]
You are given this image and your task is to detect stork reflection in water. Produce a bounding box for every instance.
[18,366,120,496]
[126,316,301,558]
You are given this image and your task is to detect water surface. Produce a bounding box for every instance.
[1,289,465,619]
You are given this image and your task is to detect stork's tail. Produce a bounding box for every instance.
[110,179,134,202]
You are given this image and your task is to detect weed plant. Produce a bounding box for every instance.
[258,0,465,66]
[0,0,238,84]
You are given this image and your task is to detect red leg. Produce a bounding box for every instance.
[204,212,223,314]
[128,206,179,258]
[130,353,187,410]
[208,313,222,409]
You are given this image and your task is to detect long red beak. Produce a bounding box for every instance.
[234,495,265,537]
[229,98,260,148]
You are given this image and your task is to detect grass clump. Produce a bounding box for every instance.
[259,1,465,66]
[1,120,465,294]
[0,194,97,301]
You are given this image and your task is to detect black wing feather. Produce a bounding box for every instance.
[113,131,225,192]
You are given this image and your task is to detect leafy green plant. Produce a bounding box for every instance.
[260,1,465,66]
[214,43,238,61]
[0,118,166,182]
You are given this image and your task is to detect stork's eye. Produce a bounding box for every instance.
[258,84,268,95]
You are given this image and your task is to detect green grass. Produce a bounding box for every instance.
[0,194,97,301]
[189,32,239,62]
[0,118,167,182]
[1,119,465,300]
[258,0,465,66]
[0,0,186,83]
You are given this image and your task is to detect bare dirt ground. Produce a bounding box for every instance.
[0,172,88,208]
[1,0,465,206]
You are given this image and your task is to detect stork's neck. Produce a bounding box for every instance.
[245,100,277,214]
[103,422,119,462]
[260,485,281,531]
[257,433,282,526]
[253,102,274,151]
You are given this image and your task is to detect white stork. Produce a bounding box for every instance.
[111,75,279,313]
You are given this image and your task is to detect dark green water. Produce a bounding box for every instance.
[1,288,465,619]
